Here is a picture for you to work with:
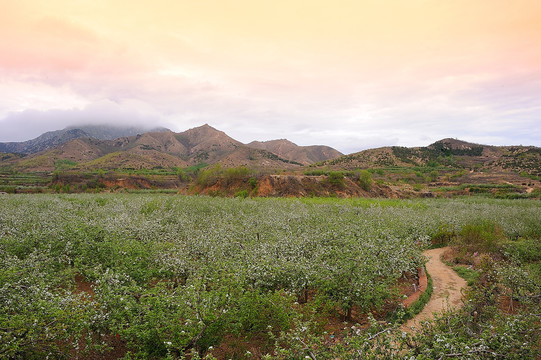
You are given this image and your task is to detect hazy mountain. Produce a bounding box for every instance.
[0,125,169,155]
[0,128,90,154]
[67,125,169,140]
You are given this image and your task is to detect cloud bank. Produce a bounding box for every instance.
[1,0,540,153]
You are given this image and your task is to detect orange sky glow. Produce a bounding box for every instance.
[1,0,540,152]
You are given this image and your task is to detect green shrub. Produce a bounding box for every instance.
[456,220,507,253]
[55,159,78,171]
[196,165,254,188]
[248,177,258,190]
[431,223,456,247]
[412,183,424,192]
[356,170,373,191]
[196,164,223,186]
[223,166,253,185]
[529,188,541,198]
[0,185,16,193]
[177,169,192,182]
[429,170,439,182]
[229,290,294,337]
[328,171,345,189]
[235,190,249,198]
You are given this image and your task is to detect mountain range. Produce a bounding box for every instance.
[1,125,540,182]
[0,124,343,172]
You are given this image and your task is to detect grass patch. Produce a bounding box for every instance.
[451,265,481,286]
[404,270,433,321]
[388,268,433,323]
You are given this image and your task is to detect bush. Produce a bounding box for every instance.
[223,166,253,185]
[452,265,481,286]
[0,185,16,193]
[456,221,506,253]
[196,164,223,186]
[328,172,345,189]
[356,170,373,191]
[431,223,456,247]
[429,170,439,182]
[229,290,294,337]
[235,190,249,198]
[248,177,258,190]
[177,169,192,182]
[196,165,254,188]
[412,183,424,192]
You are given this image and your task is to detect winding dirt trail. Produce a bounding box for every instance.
[401,247,467,332]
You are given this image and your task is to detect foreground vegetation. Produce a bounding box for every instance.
[0,195,539,359]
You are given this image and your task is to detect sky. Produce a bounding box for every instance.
[0,0,540,154]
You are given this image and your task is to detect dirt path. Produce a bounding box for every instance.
[401,247,467,332]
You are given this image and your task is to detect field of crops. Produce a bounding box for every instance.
[1,194,540,359]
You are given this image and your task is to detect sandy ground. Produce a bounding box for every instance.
[401,247,467,332]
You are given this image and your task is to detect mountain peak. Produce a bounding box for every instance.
[181,124,234,139]
[429,138,485,151]
[247,139,342,165]
[255,139,297,146]
[187,123,215,130]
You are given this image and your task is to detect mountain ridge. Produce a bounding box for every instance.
[0,124,343,172]
[247,139,342,165]
[315,138,540,177]
[0,125,169,155]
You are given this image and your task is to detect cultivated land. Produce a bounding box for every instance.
[1,194,539,359]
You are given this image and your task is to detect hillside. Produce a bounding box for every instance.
[317,138,541,177]
[247,139,343,165]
